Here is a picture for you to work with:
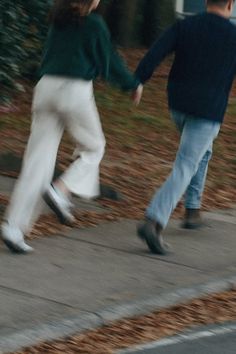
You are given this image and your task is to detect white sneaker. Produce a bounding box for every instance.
[43,184,75,226]
[1,222,34,254]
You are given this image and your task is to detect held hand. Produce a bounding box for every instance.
[132,84,143,106]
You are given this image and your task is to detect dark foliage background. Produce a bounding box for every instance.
[0,0,175,103]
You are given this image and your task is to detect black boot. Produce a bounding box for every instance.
[182,208,203,229]
[137,218,170,255]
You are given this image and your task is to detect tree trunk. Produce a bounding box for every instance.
[107,0,139,47]
[142,0,175,46]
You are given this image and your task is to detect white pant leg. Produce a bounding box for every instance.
[5,80,64,234]
[59,82,106,198]
[5,76,105,235]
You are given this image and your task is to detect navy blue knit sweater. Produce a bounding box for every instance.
[135,12,236,122]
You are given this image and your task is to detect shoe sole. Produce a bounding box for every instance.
[43,192,73,226]
[137,224,168,256]
[2,238,31,254]
[182,222,204,230]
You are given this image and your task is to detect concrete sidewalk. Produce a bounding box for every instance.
[0,176,236,353]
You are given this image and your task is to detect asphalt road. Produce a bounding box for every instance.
[119,323,236,354]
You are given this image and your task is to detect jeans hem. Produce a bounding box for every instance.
[184,204,201,209]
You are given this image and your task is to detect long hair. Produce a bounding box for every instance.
[50,0,96,27]
[207,0,235,6]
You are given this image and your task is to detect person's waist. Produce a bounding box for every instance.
[42,74,93,85]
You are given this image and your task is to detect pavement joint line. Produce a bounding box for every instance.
[55,232,210,273]
[1,275,236,354]
[116,322,236,353]
[0,284,76,309]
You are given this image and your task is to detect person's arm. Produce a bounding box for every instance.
[135,22,179,84]
[95,19,140,91]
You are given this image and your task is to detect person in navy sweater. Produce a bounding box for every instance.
[134,0,236,255]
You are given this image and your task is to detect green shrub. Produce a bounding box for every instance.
[0,0,175,104]
[0,0,51,104]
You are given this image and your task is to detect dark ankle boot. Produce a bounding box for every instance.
[182,208,203,229]
[137,218,170,255]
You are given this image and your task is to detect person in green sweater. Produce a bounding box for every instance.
[1,0,142,253]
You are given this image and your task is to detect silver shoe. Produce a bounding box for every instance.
[1,222,34,254]
[43,185,75,226]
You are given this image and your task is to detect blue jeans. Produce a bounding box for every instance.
[146,110,221,228]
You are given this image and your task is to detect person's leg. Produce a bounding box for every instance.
[146,116,220,227]
[44,81,105,224]
[55,83,105,198]
[185,147,212,210]
[2,80,64,252]
[182,146,213,228]
[4,111,64,228]
[171,110,213,228]
[138,113,220,254]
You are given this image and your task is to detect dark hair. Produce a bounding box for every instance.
[49,0,95,27]
[207,0,235,6]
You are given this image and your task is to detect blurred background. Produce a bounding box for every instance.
[0,0,174,104]
[0,0,235,229]
[1,0,236,105]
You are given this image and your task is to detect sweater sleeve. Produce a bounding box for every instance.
[95,19,140,91]
[135,22,179,84]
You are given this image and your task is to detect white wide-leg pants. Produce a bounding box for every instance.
[5,76,106,234]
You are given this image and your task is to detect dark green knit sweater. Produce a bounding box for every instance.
[39,13,139,91]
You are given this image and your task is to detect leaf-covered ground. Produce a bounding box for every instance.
[0,50,236,237]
